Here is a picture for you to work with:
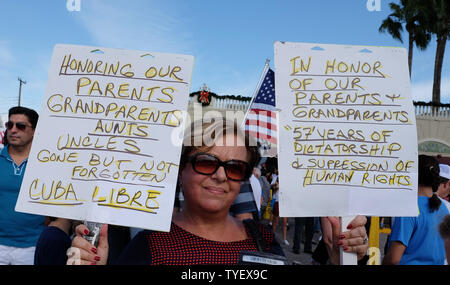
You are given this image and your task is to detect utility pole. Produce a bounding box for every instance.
[18,77,26,106]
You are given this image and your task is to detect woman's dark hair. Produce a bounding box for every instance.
[418,154,442,212]
[8,106,39,129]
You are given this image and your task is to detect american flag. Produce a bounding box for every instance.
[244,67,278,146]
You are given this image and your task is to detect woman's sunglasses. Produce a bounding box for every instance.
[5,121,31,131]
[188,152,251,181]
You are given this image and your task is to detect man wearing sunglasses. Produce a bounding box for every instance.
[0,106,45,265]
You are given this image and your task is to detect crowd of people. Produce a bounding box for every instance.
[253,156,450,265]
[0,105,449,266]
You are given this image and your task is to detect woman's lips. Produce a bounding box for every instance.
[204,186,226,195]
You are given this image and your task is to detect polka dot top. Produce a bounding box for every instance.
[116,222,283,265]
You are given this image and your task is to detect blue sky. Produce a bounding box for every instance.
[0,0,449,117]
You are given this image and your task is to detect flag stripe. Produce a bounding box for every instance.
[244,119,278,132]
[246,130,278,144]
[251,102,277,112]
[245,125,277,139]
[246,108,277,119]
[246,112,277,124]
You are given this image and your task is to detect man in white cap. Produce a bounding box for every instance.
[438,164,450,211]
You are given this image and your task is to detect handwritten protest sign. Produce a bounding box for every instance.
[274,42,418,217]
[15,44,194,232]
[249,175,262,212]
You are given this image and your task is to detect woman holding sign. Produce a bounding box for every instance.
[69,118,369,265]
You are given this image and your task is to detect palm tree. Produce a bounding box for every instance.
[426,0,449,104]
[379,0,431,77]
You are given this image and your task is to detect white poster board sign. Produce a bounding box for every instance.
[274,41,418,217]
[15,44,194,232]
[249,174,262,212]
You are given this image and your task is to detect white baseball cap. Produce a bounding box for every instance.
[439,164,450,181]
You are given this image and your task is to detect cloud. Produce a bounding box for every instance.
[76,1,193,53]
[0,41,15,66]
[411,76,450,104]
[0,41,18,114]
[0,42,50,115]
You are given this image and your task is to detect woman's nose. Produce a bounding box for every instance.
[211,165,227,181]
